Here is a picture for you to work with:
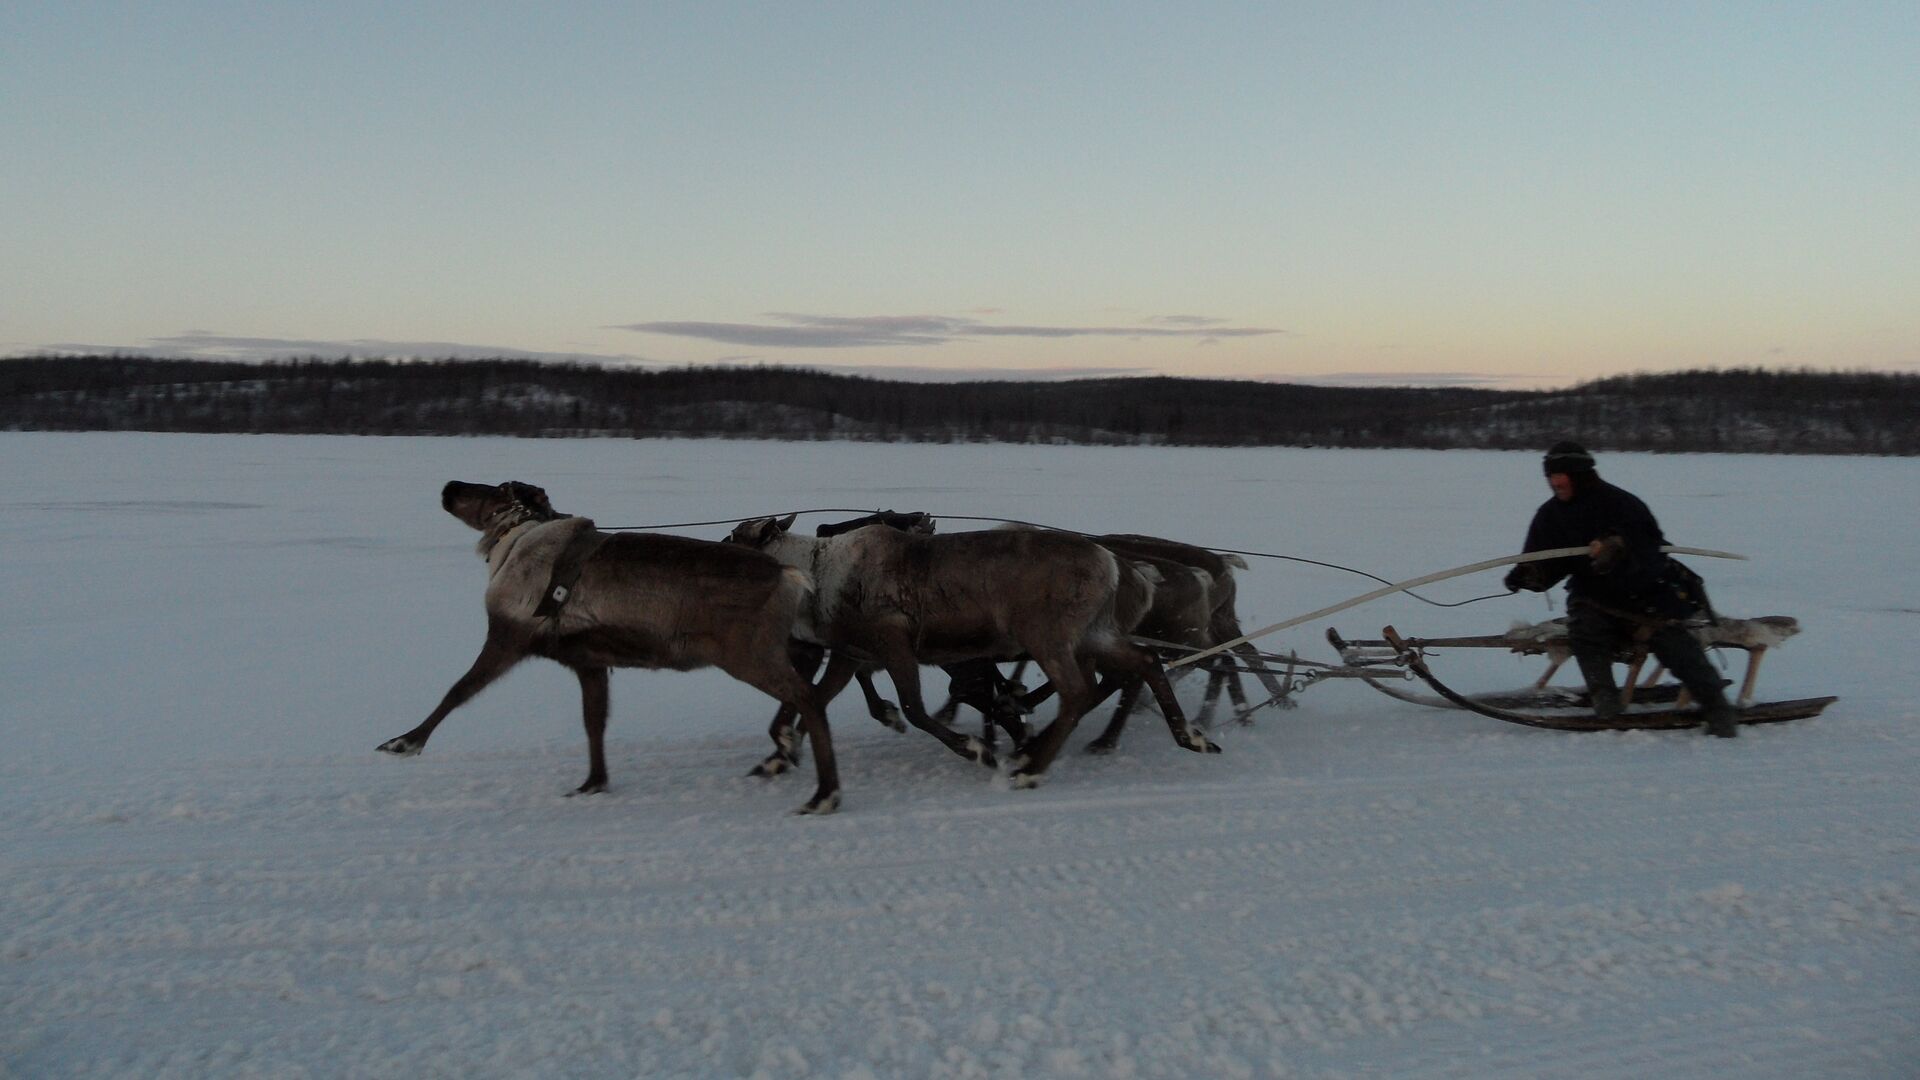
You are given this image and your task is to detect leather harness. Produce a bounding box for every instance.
[532,527,608,620]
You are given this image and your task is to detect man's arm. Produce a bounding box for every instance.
[1506,508,1574,592]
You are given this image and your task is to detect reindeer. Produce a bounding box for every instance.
[377,482,842,814]
[1093,534,1290,722]
[727,514,1213,787]
[762,511,1034,760]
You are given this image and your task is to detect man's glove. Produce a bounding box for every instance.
[1588,535,1626,573]
[1504,563,1545,592]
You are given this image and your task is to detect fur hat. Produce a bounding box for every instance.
[1542,441,1596,476]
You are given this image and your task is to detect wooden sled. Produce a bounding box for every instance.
[1323,620,1837,732]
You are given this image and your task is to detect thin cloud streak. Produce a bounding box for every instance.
[30,332,657,366]
[616,313,1285,349]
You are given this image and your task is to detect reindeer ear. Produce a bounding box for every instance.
[774,513,797,534]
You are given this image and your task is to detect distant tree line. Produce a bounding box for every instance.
[2,355,1914,455]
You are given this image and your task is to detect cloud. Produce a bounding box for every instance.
[29,332,657,365]
[615,312,1284,349]
[1146,315,1229,328]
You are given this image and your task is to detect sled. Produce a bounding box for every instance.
[1320,618,1837,732]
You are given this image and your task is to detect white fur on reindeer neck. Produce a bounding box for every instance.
[483,515,598,623]
[751,524,868,645]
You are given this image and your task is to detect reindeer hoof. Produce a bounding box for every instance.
[1181,733,1221,754]
[962,737,997,769]
[879,705,907,733]
[749,755,793,779]
[569,778,608,796]
[1084,740,1117,755]
[794,791,841,815]
[376,736,422,757]
[1008,771,1045,790]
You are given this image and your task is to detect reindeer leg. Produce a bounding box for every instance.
[1009,650,1095,788]
[741,663,842,814]
[1195,665,1228,729]
[873,636,994,768]
[989,665,1033,748]
[1140,659,1216,753]
[752,649,858,778]
[791,691,837,810]
[1084,679,1143,754]
[1089,650,1213,755]
[1222,661,1253,722]
[943,660,1018,749]
[1231,641,1290,702]
[570,665,611,795]
[377,623,525,758]
[727,645,844,812]
[752,642,827,777]
[857,669,907,732]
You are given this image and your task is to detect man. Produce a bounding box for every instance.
[1504,441,1739,737]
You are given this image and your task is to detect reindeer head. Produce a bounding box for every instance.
[725,513,798,549]
[441,480,561,537]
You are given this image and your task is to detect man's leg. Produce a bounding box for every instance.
[1647,624,1738,738]
[1566,601,1624,721]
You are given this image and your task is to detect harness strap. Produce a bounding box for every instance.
[534,528,608,619]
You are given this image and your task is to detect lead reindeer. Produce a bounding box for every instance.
[377,482,843,814]
[727,514,1213,787]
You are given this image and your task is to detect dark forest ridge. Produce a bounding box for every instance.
[3,355,1914,455]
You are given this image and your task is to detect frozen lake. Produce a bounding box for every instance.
[3,432,1916,1077]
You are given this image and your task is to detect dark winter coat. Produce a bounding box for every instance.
[1511,473,1704,617]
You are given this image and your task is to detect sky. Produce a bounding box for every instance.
[3,2,1916,387]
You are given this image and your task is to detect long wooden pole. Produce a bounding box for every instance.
[1165,545,1748,669]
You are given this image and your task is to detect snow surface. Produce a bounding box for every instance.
[3,432,1916,1079]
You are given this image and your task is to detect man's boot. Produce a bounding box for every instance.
[1701,699,1739,738]
[1574,653,1623,721]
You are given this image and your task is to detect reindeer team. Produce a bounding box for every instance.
[380,480,1282,814]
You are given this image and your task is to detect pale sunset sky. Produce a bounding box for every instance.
[4,2,1915,386]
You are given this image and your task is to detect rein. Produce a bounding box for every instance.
[594,506,1746,622]
[1165,544,1748,669]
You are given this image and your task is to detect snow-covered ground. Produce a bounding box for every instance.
[3,432,1915,1079]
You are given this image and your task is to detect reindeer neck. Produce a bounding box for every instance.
[760,531,823,569]
[475,505,561,563]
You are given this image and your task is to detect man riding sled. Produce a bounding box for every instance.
[1505,441,1740,737]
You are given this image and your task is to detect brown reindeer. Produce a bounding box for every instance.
[762,511,1034,764]
[377,481,842,814]
[1093,534,1290,721]
[728,514,1211,787]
